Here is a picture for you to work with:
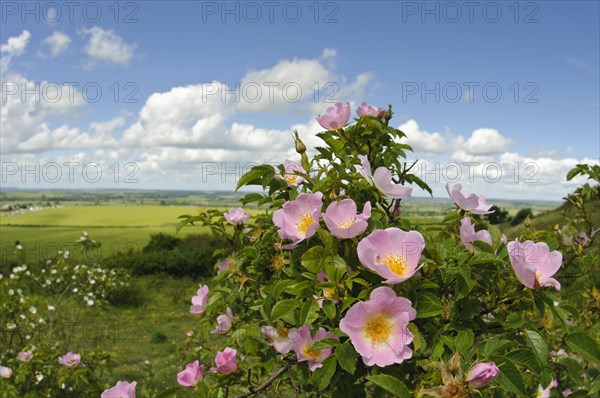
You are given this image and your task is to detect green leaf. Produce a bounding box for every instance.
[416,291,445,318]
[236,164,275,190]
[300,299,320,325]
[366,374,410,398]
[322,299,336,319]
[490,355,527,396]
[325,255,347,282]
[523,330,549,369]
[313,356,337,390]
[270,299,302,322]
[556,356,583,383]
[566,332,600,364]
[455,330,474,353]
[506,348,540,373]
[335,341,357,374]
[301,246,329,273]
[307,338,339,352]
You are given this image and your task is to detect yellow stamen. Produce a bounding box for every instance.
[302,344,322,358]
[323,288,335,298]
[296,213,314,235]
[384,255,406,277]
[337,218,355,229]
[285,175,299,184]
[276,326,289,338]
[365,315,393,344]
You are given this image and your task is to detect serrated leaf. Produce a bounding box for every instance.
[566,332,600,364]
[416,291,444,318]
[490,355,527,396]
[322,299,336,319]
[506,348,540,373]
[270,299,302,322]
[313,356,337,390]
[523,330,549,369]
[301,246,329,273]
[236,164,275,190]
[335,341,357,374]
[300,299,320,325]
[307,338,339,352]
[366,374,410,398]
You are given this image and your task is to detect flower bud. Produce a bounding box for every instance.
[293,130,307,154]
[466,362,499,388]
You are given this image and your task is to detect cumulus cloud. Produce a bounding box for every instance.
[399,119,464,155]
[81,27,136,66]
[465,128,512,155]
[1,30,31,73]
[41,31,71,57]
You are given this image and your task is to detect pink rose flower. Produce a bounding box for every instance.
[501,234,508,244]
[58,352,80,368]
[446,183,494,215]
[273,192,323,249]
[356,102,385,120]
[101,381,137,398]
[357,228,425,284]
[190,285,209,314]
[316,102,350,130]
[323,199,371,239]
[211,307,233,334]
[466,362,499,388]
[460,217,493,251]
[213,347,238,375]
[293,325,337,372]
[261,326,297,354]
[339,286,416,367]
[224,207,250,225]
[508,240,562,291]
[177,360,205,387]
[356,155,412,199]
[216,258,234,274]
[17,351,33,362]
[562,389,573,397]
[0,366,12,378]
[275,160,306,187]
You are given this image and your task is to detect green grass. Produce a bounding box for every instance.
[0,206,214,262]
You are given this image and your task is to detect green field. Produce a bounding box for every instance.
[0,206,213,262]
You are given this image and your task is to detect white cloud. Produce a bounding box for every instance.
[42,31,71,57]
[81,27,136,66]
[465,128,512,155]
[0,30,31,55]
[1,30,31,73]
[399,119,464,155]
[237,57,333,113]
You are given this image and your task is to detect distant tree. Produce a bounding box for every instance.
[143,233,181,252]
[511,208,533,226]
[486,205,510,224]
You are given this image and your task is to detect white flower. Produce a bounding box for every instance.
[6,323,16,330]
[48,305,56,311]
[8,289,14,296]
[35,373,44,382]
[16,244,22,250]
[0,366,12,378]
[90,279,96,285]
[86,300,94,306]
[29,306,37,314]
[72,288,78,293]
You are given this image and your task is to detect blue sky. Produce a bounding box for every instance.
[1,0,598,200]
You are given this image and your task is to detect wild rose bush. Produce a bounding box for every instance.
[0,234,129,397]
[170,103,599,397]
